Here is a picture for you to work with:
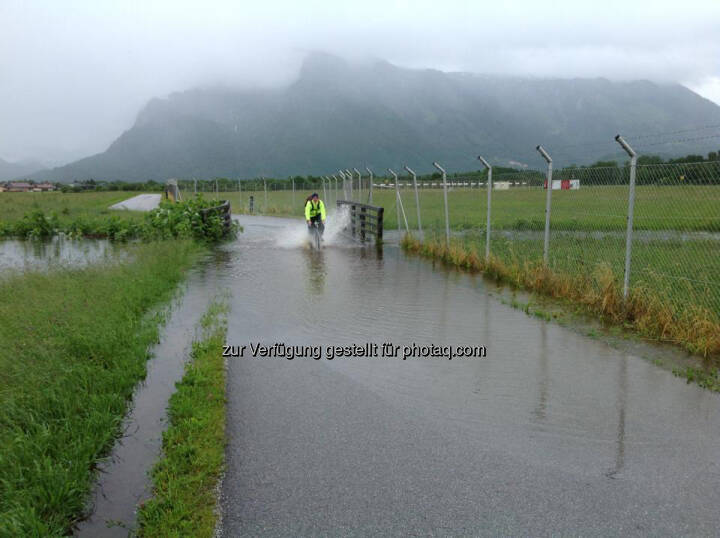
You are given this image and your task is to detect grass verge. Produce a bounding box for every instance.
[137,297,228,537]
[401,234,720,387]
[0,240,204,536]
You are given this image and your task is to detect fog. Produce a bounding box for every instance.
[1,0,719,164]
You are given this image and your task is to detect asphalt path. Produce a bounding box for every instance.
[109,193,161,211]
[220,215,720,536]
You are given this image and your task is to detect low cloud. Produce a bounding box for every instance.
[1,0,719,163]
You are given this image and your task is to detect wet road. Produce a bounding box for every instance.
[221,215,720,536]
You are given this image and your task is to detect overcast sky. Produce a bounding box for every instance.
[2,0,719,164]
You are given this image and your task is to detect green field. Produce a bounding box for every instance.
[0,191,145,223]
[222,184,720,231]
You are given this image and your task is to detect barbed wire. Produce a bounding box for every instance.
[634,133,720,149]
[627,123,720,141]
[532,123,720,159]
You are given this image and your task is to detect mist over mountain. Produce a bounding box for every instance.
[31,52,720,181]
[0,157,47,181]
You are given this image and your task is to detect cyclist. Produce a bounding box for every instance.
[305,192,326,238]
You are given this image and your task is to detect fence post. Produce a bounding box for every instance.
[615,134,637,300]
[339,171,347,199]
[366,167,374,204]
[322,176,328,202]
[478,156,492,260]
[404,165,422,236]
[262,177,267,211]
[536,145,553,264]
[354,168,362,202]
[433,162,450,246]
[292,177,295,207]
[344,169,353,200]
[389,169,400,231]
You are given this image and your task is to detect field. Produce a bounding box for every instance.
[222,184,720,231]
[0,191,145,223]
[0,240,204,535]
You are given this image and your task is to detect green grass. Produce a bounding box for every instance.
[137,298,228,538]
[0,191,145,224]
[0,240,204,536]
[459,231,720,318]
[674,366,720,391]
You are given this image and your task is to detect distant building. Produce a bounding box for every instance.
[5,182,33,192]
[34,183,56,192]
[0,182,56,192]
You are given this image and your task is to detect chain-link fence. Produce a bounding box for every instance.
[393,158,720,326]
[172,154,720,324]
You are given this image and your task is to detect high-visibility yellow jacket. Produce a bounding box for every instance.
[305,199,326,220]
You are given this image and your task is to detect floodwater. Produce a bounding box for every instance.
[76,212,720,535]
[221,214,720,536]
[0,237,117,272]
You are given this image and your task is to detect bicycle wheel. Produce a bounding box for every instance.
[314,227,321,250]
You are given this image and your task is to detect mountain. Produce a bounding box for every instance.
[0,158,47,180]
[30,52,720,181]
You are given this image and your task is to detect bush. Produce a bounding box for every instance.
[0,195,238,242]
[145,196,236,241]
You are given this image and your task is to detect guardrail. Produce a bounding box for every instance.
[200,200,233,236]
[337,200,384,242]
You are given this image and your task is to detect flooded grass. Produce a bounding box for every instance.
[0,240,204,536]
[137,297,228,537]
[401,234,720,372]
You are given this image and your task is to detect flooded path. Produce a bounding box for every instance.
[221,215,720,536]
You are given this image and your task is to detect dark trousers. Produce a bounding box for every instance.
[308,214,324,236]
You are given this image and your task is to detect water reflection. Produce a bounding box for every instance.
[607,355,627,478]
[303,248,327,295]
[533,322,549,422]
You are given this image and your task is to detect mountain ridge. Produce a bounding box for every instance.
[29,52,720,181]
